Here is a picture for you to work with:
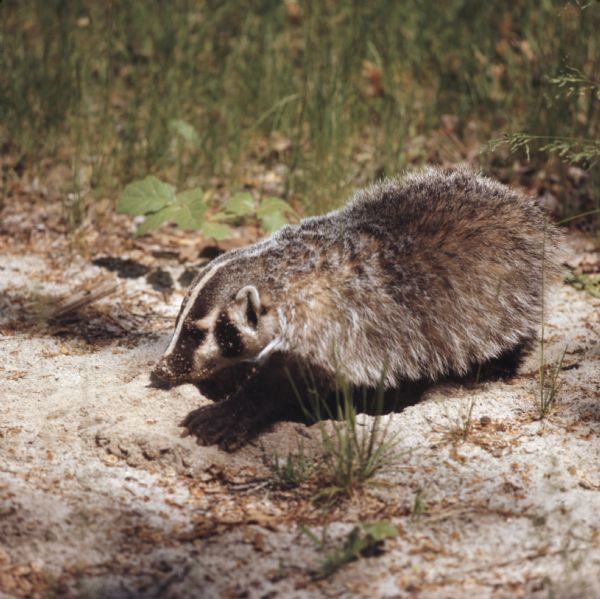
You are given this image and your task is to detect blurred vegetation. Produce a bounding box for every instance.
[1,0,598,223]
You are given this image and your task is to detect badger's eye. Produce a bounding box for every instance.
[185,324,207,344]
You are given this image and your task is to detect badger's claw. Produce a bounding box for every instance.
[180,401,256,452]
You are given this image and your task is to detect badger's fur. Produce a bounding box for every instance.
[151,167,561,450]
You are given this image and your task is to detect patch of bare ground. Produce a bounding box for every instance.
[1,206,599,597]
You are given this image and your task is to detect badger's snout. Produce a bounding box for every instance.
[150,359,178,389]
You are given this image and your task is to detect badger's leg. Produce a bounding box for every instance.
[194,361,257,402]
[181,355,327,451]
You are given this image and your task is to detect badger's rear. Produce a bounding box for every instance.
[279,167,562,386]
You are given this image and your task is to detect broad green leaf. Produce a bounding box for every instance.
[171,205,203,230]
[257,196,298,218]
[175,188,206,222]
[201,221,234,240]
[169,119,201,146]
[260,210,289,232]
[136,208,173,235]
[221,192,256,217]
[117,176,175,216]
[210,211,232,222]
[137,202,204,235]
[175,187,204,204]
[166,203,204,230]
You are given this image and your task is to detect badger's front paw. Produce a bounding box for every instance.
[180,401,255,452]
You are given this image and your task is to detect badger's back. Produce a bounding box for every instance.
[270,167,560,386]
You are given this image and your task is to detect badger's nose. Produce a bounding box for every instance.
[149,360,175,389]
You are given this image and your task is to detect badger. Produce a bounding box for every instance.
[151,166,560,450]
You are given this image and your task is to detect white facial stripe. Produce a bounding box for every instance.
[194,309,219,330]
[164,260,232,356]
[163,238,275,357]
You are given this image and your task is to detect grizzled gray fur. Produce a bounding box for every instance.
[151,166,561,450]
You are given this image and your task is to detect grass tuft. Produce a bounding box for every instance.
[270,439,312,490]
[538,346,568,419]
[300,371,405,499]
[442,397,476,444]
[301,520,398,579]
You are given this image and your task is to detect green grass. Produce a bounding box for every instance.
[443,397,476,444]
[538,346,567,419]
[295,369,404,499]
[1,1,599,224]
[270,439,312,490]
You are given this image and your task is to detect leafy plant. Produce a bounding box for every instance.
[117,177,298,238]
[216,192,299,233]
[489,132,600,166]
[565,272,600,298]
[4,3,600,220]
[488,70,600,166]
[301,520,398,579]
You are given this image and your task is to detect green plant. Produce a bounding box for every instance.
[443,397,476,444]
[538,346,568,419]
[301,520,398,579]
[411,487,428,520]
[215,192,299,233]
[565,272,600,298]
[489,132,600,166]
[116,177,297,238]
[488,68,600,169]
[4,2,599,220]
[487,67,600,225]
[297,370,404,499]
[270,439,312,490]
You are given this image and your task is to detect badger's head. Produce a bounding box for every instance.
[151,259,279,388]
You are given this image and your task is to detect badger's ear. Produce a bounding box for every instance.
[235,285,261,328]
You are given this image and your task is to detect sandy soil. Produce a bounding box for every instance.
[1,234,599,599]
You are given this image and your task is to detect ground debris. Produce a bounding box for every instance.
[48,277,118,321]
[1,198,599,598]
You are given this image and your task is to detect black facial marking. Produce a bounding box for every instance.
[245,295,258,329]
[215,312,244,358]
[187,325,207,345]
[167,324,207,376]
